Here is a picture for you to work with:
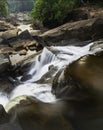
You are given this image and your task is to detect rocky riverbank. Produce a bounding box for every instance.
[0,5,103,130]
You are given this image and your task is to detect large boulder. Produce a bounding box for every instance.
[52,51,103,130]
[5,95,73,130]
[52,51,103,99]
[36,17,103,46]
[1,29,20,40]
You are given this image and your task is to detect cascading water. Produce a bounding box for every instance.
[0,41,100,108]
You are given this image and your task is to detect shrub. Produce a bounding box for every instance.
[31,0,81,28]
[0,0,8,17]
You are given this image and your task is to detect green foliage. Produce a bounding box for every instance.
[0,0,8,17]
[31,0,80,28]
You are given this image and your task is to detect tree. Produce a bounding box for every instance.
[0,0,8,17]
[31,0,81,28]
[8,0,35,13]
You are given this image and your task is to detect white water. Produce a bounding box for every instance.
[0,42,100,107]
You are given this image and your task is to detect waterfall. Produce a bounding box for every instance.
[0,41,100,108]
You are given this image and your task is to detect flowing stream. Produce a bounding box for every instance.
[0,41,101,108]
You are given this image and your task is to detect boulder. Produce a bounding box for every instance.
[5,95,73,130]
[18,30,33,40]
[52,51,103,130]
[1,29,20,40]
[52,51,103,99]
[36,17,103,46]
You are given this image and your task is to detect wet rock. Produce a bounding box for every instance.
[52,51,103,99]
[21,74,32,82]
[0,104,9,124]
[36,66,58,84]
[0,37,3,43]
[0,123,22,130]
[6,95,73,130]
[89,39,103,52]
[0,78,15,93]
[36,18,103,46]
[52,52,103,130]
[0,54,10,73]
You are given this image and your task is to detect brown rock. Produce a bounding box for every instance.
[1,29,20,40]
[0,45,16,54]
[37,18,103,46]
[0,105,9,124]
[0,20,15,31]
[6,95,73,130]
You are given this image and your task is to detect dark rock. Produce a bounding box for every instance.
[0,104,9,124]
[92,18,103,40]
[67,9,89,22]
[21,74,32,82]
[18,30,33,40]
[52,51,103,100]
[0,54,10,73]
[13,61,35,77]
[6,95,73,130]
[0,123,23,130]
[52,51,103,130]
[0,78,15,93]
[89,39,103,51]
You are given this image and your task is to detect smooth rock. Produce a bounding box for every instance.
[52,51,103,99]
[6,95,73,130]
[36,18,103,46]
